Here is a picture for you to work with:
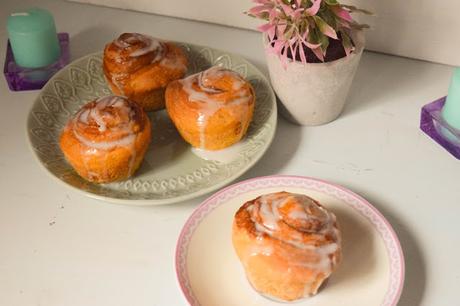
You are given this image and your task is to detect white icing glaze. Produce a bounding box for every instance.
[72,96,142,179]
[160,55,187,72]
[258,195,283,231]
[248,245,274,257]
[179,66,252,149]
[246,192,340,292]
[73,96,138,150]
[288,209,308,220]
[109,34,186,94]
[114,33,164,59]
[79,109,90,124]
[74,131,136,150]
[190,139,247,163]
[109,72,128,95]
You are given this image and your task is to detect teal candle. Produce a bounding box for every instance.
[442,67,460,130]
[7,8,60,68]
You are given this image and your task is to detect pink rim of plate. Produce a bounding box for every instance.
[175,175,405,306]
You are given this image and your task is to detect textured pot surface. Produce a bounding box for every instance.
[265,31,365,126]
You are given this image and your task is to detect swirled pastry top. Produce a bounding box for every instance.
[235,191,341,274]
[67,95,148,151]
[179,66,254,108]
[103,33,188,94]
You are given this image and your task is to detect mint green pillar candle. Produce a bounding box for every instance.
[442,67,460,130]
[7,8,60,68]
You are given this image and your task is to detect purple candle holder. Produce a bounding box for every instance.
[420,97,460,159]
[3,32,70,91]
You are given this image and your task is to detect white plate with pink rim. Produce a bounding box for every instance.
[175,175,404,306]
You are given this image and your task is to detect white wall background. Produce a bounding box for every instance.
[70,0,460,66]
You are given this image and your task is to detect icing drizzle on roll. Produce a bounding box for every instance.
[106,33,188,95]
[179,66,253,149]
[71,96,144,178]
[245,192,341,281]
[108,33,165,95]
[113,33,165,60]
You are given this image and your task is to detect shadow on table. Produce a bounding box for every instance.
[241,112,303,179]
[157,110,303,209]
[342,51,433,118]
[327,205,376,289]
[351,188,427,306]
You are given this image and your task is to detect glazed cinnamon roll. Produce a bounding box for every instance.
[232,192,341,302]
[59,96,151,183]
[103,33,188,111]
[165,66,255,150]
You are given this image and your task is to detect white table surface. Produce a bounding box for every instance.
[1,1,459,305]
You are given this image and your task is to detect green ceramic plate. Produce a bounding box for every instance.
[27,44,277,205]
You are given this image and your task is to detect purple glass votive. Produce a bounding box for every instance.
[420,97,460,159]
[3,32,70,91]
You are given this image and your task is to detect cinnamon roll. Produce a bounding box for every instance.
[165,66,255,150]
[103,33,188,111]
[232,192,341,302]
[59,96,151,183]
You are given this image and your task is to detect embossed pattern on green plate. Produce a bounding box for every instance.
[27,44,277,205]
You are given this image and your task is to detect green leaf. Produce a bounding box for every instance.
[301,19,310,34]
[308,27,320,44]
[324,0,339,5]
[312,15,337,39]
[301,0,313,8]
[341,4,374,15]
[259,12,269,20]
[340,30,353,55]
[351,22,371,30]
[318,30,329,52]
[284,23,295,39]
[320,9,338,30]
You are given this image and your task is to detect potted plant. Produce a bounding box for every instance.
[248,0,371,125]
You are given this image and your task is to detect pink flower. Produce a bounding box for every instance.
[331,6,353,22]
[247,0,370,64]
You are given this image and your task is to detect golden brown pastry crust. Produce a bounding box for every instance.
[103,33,188,111]
[232,192,341,302]
[165,66,255,150]
[59,96,151,183]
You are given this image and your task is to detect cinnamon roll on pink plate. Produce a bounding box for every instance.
[175,176,405,306]
[232,191,341,302]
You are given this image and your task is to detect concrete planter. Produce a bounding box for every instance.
[265,31,365,125]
